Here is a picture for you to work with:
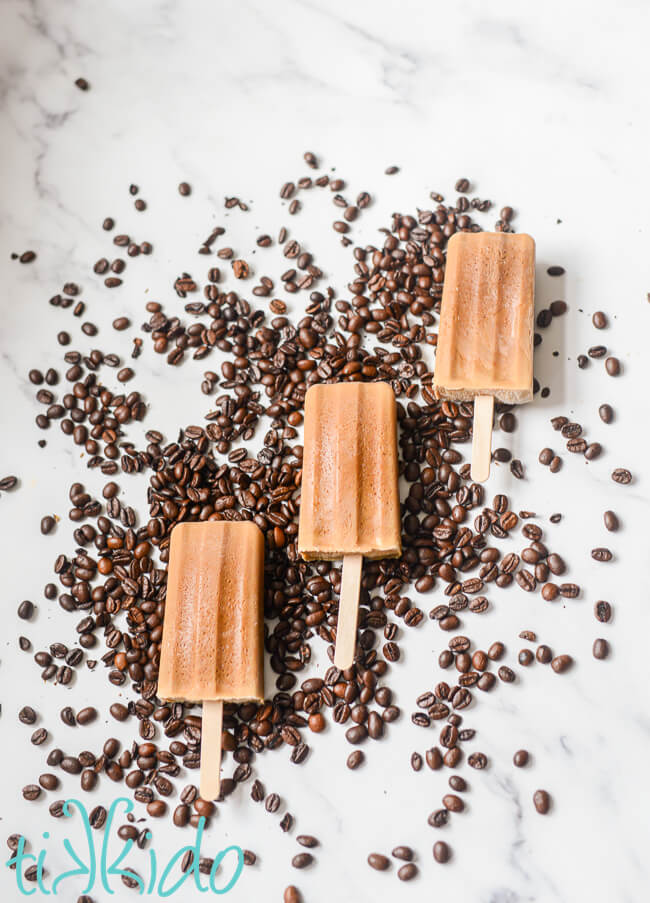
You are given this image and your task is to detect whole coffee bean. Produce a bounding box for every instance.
[39,773,59,791]
[19,706,37,725]
[611,468,632,485]
[594,600,612,623]
[81,770,97,791]
[284,887,302,903]
[18,600,34,620]
[592,311,607,329]
[533,789,551,814]
[433,841,450,863]
[61,756,82,775]
[487,642,505,661]
[110,703,129,721]
[551,654,572,673]
[346,750,364,770]
[368,853,390,871]
[397,863,418,881]
[60,706,76,726]
[31,728,48,745]
[76,707,97,725]
[536,645,553,664]
[442,793,463,812]
[591,547,612,562]
[291,853,313,869]
[513,749,529,767]
[147,800,167,818]
[593,638,610,660]
[605,357,620,376]
[599,404,613,423]
[23,784,41,801]
[603,510,619,532]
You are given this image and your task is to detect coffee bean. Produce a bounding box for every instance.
[592,311,607,329]
[594,601,612,623]
[498,666,515,683]
[397,863,418,881]
[603,510,619,532]
[611,468,632,485]
[77,707,97,725]
[368,853,390,871]
[468,752,487,769]
[591,547,612,562]
[31,728,48,745]
[291,853,313,869]
[442,794,463,812]
[284,887,302,903]
[392,845,413,861]
[433,841,450,863]
[599,404,613,423]
[605,357,620,376]
[513,749,529,767]
[19,706,37,725]
[18,600,34,620]
[551,654,572,673]
[533,789,551,814]
[593,638,610,660]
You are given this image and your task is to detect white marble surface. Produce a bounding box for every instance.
[1,1,650,901]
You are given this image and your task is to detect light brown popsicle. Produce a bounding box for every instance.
[298,382,401,667]
[158,520,264,799]
[434,232,535,481]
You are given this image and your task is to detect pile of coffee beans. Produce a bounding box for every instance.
[10,155,622,896]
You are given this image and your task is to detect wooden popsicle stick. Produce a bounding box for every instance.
[470,394,495,483]
[334,553,363,670]
[199,699,223,801]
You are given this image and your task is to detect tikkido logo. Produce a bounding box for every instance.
[6,798,244,896]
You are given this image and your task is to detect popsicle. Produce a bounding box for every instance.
[298,382,401,669]
[433,231,535,482]
[158,520,264,800]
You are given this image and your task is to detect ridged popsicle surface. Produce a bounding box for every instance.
[434,232,535,403]
[298,382,401,560]
[157,521,264,703]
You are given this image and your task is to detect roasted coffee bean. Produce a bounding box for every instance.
[391,845,413,861]
[397,863,418,881]
[603,510,619,532]
[551,654,572,673]
[498,666,515,683]
[599,404,613,423]
[433,841,450,863]
[611,468,632,485]
[291,853,313,869]
[536,645,553,664]
[594,600,612,623]
[468,752,487,769]
[593,638,610,660]
[513,749,529,767]
[18,600,34,620]
[591,547,612,562]
[19,706,37,725]
[605,357,620,376]
[77,707,97,725]
[592,311,607,329]
[533,789,551,814]
[368,853,390,871]
[283,887,302,903]
[428,808,449,828]
[442,793,463,813]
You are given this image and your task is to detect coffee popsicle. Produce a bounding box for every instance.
[433,231,535,481]
[158,521,264,800]
[298,382,401,668]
